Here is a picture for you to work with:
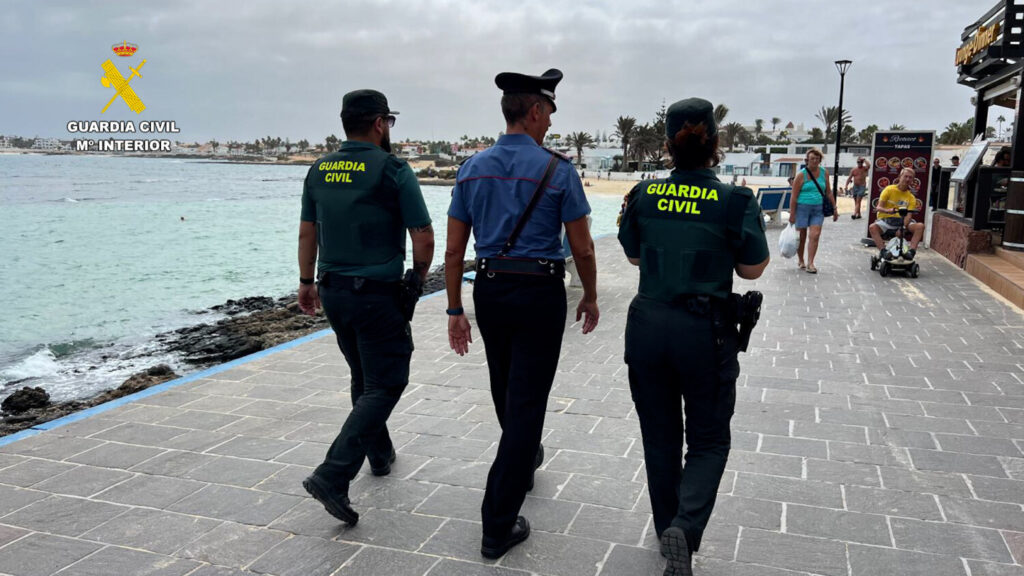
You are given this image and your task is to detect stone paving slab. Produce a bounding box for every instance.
[1,217,1023,575]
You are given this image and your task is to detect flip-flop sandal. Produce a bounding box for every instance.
[798,262,806,269]
[806,266,818,274]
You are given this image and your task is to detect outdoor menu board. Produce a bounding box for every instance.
[950,138,989,183]
[867,131,935,229]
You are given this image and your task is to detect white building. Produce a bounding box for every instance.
[31,138,61,150]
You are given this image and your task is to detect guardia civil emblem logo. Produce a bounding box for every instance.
[101,42,146,114]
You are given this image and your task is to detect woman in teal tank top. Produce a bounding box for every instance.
[787,148,838,273]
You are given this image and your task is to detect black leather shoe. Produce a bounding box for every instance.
[370,448,397,477]
[527,444,545,492]
[302,475,358,525]
[481,516,530,559]
[905,248,916,261]
[661,526,692,576]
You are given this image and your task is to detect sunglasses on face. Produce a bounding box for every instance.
[380,115,396,128]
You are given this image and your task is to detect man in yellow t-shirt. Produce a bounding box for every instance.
[870,167,924,260]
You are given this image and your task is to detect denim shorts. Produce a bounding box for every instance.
[850,185,867,198]
[795,202,824,229]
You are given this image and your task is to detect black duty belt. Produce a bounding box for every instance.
[674,294,718,316]
[476,257,565,279]
[317,271,400,294]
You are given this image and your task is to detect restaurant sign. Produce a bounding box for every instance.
[956,21,1001,67]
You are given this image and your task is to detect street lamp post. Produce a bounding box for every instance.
[833,60,852,198]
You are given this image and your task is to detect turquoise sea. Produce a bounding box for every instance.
[0,154,624,402]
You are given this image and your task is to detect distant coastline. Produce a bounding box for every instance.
[0,149,636,195]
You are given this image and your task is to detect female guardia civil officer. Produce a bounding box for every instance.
[617,98,769,576]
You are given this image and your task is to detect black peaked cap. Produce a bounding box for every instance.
[494,69,563,111]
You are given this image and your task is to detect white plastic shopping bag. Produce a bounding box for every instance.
[779,223,798,259]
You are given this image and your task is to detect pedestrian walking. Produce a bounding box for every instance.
[444,68,599,559]
[297,89,435,526]
[618,97,769,576]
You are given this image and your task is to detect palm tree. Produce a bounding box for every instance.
[938,122,972,145]
[771,117,781,134]
[858,124,879,145]
[841,125,857,144]
[889,123,906,131]
[815,106,853,142]
[997,115,1006,139]
[614,116,636,171]
[713,104,729,125]
[721,122,747,150]
[807,127,825,142]
[325,134,340,151]
[565,131,596,167]
[209,140,219,154]
[754,119,764,139]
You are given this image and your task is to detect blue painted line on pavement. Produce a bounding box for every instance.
[4,284,457,444]
[30,328,335,432]
[0,427,43,447]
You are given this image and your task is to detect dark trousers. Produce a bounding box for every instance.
[473,274,567,538]
[313,281,412,493]
[624,295,738,553]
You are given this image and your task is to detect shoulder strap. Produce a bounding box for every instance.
[498,154,561,257]
[806,168,825,195]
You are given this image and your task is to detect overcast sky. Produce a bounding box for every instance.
[0,0,991,144]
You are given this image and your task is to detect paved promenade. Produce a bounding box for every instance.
[1,217,1023,576]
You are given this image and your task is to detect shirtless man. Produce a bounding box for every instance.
[845,157,869,219]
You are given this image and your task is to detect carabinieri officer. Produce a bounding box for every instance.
[445,68,599,560]
[618,98,769,576]
[298,89,434,527]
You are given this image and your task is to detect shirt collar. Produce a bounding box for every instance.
[497,133,541,147]
[341,140,384,152]
[671,167,719,181]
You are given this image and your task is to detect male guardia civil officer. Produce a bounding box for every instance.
[297,89,434,526]
[445,69,599,559]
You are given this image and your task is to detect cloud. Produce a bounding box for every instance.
[0,0,986,143]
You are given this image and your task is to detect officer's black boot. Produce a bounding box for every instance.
[661,526,693,576]
[481,516,530,559]
[302,475,358,526]
[370,447,397,477]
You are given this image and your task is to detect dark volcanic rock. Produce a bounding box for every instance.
[1,387,51,414]
[1,366,180,436]
[210,296,277,316]
[161,296,329,365]
[2,266,459,437]
[116,364,177,394]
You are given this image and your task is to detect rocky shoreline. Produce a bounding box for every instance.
[0,264,463,437]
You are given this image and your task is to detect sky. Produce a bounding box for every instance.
[0,0,992,145]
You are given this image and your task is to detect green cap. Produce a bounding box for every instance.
[666,98,716,139]
[340,89,399,119]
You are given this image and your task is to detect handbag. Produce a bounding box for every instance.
[805,167,834,217]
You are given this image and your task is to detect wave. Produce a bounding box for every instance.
[48,338,103,359]
[0,347,60,384]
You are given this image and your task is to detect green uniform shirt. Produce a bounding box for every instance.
[301,141,431,281]
[618,168,768,301]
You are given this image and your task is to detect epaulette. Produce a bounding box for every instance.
[726,186,754,247]
[542,147,572,162]
[732,186,755,200]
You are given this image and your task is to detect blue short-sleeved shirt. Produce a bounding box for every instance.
[448,133,591,259]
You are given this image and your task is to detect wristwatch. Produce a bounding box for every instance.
[446,307,464,316]
[300,277,314,285]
